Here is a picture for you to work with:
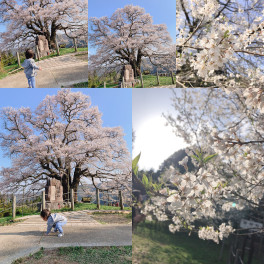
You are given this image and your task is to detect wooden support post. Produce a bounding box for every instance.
[42,190,45,210]
[70,189,74,210]
[247,235,255,264]
[73,38,78,52]
[16,52,21,67]
[241,235,248,261]
[119,190,124,210]
[12,194,16,220]
[234,249,241,264]
[36,46,40,61]
[140,72,144,88]
[122,76,125,88]
[171,71,175,84]
[55,39,60,56]
[96,188,100,209]
[218,239,225,261]
[156,70,160,86]
[104,81,106,88]
[228,244,233,264]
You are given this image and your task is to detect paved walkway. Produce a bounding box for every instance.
[0,210,132,264]
[0,52,88,88]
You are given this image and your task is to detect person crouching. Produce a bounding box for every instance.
[40,209,67,237]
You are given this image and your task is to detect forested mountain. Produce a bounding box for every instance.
[138,148,195,183]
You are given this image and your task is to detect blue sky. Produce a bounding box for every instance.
[89,0,176,54]
[0,88,132,169]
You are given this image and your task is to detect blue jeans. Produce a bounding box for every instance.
[54,221,67,234]
[27,76,36,88]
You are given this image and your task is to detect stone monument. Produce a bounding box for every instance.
[120,65,136,88]
[45,178,64,210]
[36,35,50,57]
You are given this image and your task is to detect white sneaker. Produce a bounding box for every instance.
[58,233,64,237]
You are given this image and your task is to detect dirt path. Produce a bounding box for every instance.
[0,52,88,88]
[0,210,132,264]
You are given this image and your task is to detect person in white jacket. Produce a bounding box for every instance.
[21,49,42,88]
[40,209,67,237]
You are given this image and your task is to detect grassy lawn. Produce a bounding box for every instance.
[134,75,175,88]
[62,81,88,88]
[97,82,119,88]
[12,246,132,264]
[89,75,175,88]
[0,71,8,79]
[91,211,132,224]
[59,47,88,56]
[133,223,262,264]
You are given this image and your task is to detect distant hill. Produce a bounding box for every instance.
[57,34,87,48]
[138,148,195,183]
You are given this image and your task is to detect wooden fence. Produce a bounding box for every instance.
[123,71,175,88]
[227,234,263,264]
[0,188,126,220]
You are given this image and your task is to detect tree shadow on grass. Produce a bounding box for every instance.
[133,224,228,264]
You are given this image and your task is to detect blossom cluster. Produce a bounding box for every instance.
[142,88,264,242]
[176,0,264,86]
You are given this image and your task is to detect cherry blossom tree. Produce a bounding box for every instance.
[89,5,175,77]
[141,88,264,243]
[0,0,88,50]
[0,89,131,201]
[176,0,264,87]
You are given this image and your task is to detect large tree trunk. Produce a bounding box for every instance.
[43,27,57,49]
[72,174,81,202]
[49,31,57,50]
[130,50,142,77]
[131,60,141,77]
[61,174,71,202]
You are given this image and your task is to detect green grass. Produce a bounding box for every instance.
[0,71,8,79]
[73,202,131,211]
[13,246,132,264]
[0,216,26,226]
[134,75,175,88]
[59,246,132,264]
[133,225,227,264]
[97,82,119,88]
[93,74,175,88]
[133,223,262,264]
[59,47,88,56]
[73,81,88,88]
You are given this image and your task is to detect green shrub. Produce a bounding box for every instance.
[59,44,67,48]
[16,210,21,215]
[143,70,150,75]
[4,212,10,217]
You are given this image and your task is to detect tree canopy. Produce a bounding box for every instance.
[142,88,264,243]
[89,5,175,77]
[0,89,131,199]
[176,0,264,87]
[0,0,88,50]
